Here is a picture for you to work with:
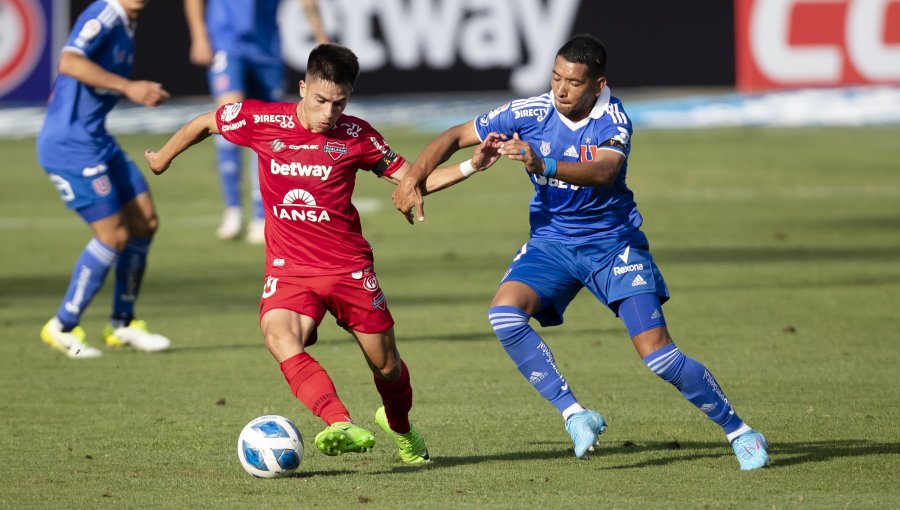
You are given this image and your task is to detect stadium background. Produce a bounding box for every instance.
[2,0,898,129]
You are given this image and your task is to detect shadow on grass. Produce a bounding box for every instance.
[596,438,900,470]
[370,438,900,474]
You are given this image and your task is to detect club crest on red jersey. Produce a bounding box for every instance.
[324,141,348,161]
[372,291,386,310]
[363,274,379,292]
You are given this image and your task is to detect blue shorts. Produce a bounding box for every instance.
[209,50,284,101]
[42,150,149,223]
[501,232,670,327]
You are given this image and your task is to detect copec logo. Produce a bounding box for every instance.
[278,0,583,93]
[737,0,900,90]
[273,189,331,223]
[0,0,46,97]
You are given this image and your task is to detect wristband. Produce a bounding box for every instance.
[459,159,477,178]
[542,158,557,178]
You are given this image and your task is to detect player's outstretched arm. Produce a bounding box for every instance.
[144,112,219,175]
[382,133,504,218]
[184,0,213,66]
[499,132,626,187]
[58,51,169,107]
[391,120,482,223]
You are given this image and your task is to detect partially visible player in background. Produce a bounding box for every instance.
[393,34,770,470]
[184,0,329,243]
[145,44,500,464]
[36,0,172,358]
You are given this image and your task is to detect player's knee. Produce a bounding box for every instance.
[372,356,402,381]
[97,225,130,251]
[264,331,302,360]
[131,214,159,238]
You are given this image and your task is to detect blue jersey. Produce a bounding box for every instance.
[474,88,642,241]
[206,0,281,65]
[37,0,135,170]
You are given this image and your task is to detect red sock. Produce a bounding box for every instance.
[374,359,413,433]
[280,352,351,425]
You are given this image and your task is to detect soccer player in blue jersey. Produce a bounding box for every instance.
[393,34,770,470]
[184,0,329,243]
[36,0,172,358]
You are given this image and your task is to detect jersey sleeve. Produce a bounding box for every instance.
[357,122,406,178]
[597,101,634,158]
[63,7,113,59]
[473,101,516,142]
[214,99,260,147]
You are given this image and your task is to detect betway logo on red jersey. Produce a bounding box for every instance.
[270,159,333,180]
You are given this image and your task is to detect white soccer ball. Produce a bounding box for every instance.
[237,415,304,478]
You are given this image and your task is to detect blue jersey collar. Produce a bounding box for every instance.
[105,0,136,37]
[550,86,612,131]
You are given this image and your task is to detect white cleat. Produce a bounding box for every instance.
[103,320,171,352]
[246,218,265,245]
[216,207,243,240]
[41,317,102,359]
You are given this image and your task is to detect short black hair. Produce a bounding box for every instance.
[306,44,360,89]
[556,34,607,78]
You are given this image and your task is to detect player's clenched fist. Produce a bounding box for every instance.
[144,150,170,175]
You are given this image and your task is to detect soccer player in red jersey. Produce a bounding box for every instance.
[145,44,501,464]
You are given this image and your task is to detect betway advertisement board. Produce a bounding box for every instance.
[13,0,734,101]
[736,0,900,91]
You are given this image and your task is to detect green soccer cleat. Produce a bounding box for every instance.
[314,422,376,456]
[374,406,431,464]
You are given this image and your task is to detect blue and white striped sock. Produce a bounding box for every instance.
[644,343,747,440]
[488,305,579,416]
[56,238,119,330]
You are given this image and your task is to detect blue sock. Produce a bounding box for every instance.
[216,138,242,209]
[112,237,151,325]
[644,343,746,439]
[56,239,119,330]
[249,163,264,220]
[488,306,578,414]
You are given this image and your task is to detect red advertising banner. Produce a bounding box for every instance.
[736,0,900,91]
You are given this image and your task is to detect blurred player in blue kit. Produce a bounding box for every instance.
[394,34,770,470]
[184,0,329,243]
[36,0,172,358]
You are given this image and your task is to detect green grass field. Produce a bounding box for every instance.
[1,127,899,509]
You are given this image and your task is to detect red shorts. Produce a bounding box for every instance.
[258,267,394,343]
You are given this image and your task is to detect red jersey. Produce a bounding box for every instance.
[215,99,405,276]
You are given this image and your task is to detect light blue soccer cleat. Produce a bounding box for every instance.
[731,429,770,470]
[565,410,607,459]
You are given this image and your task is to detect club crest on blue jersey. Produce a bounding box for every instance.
[91,176,112,196]
[540,141,551,156]
[580,145,600,162]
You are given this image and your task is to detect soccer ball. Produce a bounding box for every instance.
[237,415,304,478]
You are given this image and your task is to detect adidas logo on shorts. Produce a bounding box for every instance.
[631,274,647,287]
